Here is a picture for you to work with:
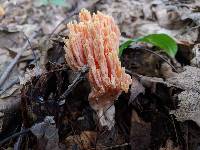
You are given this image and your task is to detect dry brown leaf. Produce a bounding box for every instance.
[129,78,145,104]
[0,95,20,110]
[96,0,199,43]
[159,139,180,150]
[0,5,5,17]
[130,110,151,150]
[64,131,97,149]
[31,116,62,150]
[166,66,200,127]
[191,44,200,67]
[0,84,19,99]
[160,62,177,79]
[19,67,42,85]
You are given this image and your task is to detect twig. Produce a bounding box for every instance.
[130,46,178,73]
[125,69,141,78]
[94,103,115,148]
[22,32,37,65]
[49,5,80,38]
[14,126,25,150]
[170,115,179,145]
[58,65,89,104]
[94,143,130,150]
[49,0,101,38]
[0,33,36,88]
[98,104,115,123]
[0,78,19,95]
[103,143,130,150]
[0,129,30,146]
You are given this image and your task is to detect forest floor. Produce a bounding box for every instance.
[0,0,200,149]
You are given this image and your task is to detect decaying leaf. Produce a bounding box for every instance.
[167,66,200,93]
[0,84,19,99]
[19,66,42,85]
[191,43,200,67]
[1,0,200,149]
[160,62,177,79]
[176,41,194,65]
[0,96,20,112]
[64,131,97,149]
[130,110,151,150]
[129,78,145,104]
[96,0,199,43]
[0,5,5,17]
[31,116,62,150]
[159,139,180,150]
[0,61,21,112]
[170,91,200,126]
[133,65,200,127]
[164,66,200,127]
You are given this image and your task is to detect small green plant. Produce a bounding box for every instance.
[36,0,68,7]
[119,33,178,58]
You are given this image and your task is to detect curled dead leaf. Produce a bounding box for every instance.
[129,78,145,104]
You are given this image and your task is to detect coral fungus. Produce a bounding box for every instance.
[64,9,132,129]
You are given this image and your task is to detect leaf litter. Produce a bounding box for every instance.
[0,0,200,150]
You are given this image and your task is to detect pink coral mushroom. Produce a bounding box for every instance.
[64,9,132,129]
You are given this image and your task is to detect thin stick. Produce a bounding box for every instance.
[103,143,130,150]
[0,34,36,88]
[22,32,37,64]
[0,78,19,95]
[49,7,79,38]
[58,65,89,103]
[0,129,30,146]
[14,126,25,149]
[49,0,101,38]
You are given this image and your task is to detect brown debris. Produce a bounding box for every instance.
[1,1,200,150]
[0,5,5,17]
[130,110,151,150]
[159,139,180,150]
[64,131,97,149]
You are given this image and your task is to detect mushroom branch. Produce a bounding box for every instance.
[64,9,132,129]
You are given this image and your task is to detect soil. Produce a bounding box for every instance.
[0,0,200,150]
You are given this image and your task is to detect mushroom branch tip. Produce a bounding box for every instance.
[64,8,132,129]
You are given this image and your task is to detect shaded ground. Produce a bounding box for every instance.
[0,0,200,150]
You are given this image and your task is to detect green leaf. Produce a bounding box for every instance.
[49,0,68,6]
[119,39,134,56]
[119,33,178,58]
[35,0,68,7]
[140,34,178,58]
